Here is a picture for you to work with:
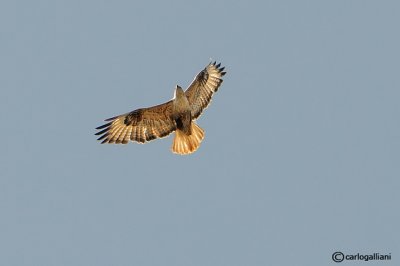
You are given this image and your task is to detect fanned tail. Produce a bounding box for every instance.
[172,123,205,155]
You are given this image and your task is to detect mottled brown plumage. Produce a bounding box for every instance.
[95,61,226,154]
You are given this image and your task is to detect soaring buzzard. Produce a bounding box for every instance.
[95,61,226,155]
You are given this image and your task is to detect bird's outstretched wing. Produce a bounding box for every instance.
[185,62,226,119]
[95,101,176,144]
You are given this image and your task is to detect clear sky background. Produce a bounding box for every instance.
[1,1,399,265]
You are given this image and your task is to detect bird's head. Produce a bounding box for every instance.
[174,85,185,98]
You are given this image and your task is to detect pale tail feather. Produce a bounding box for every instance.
[172,123,205,155]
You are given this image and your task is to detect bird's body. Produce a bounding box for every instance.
[95,61,226,155]
[172,86,192,135]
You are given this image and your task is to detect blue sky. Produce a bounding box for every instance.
[1,1,399,265]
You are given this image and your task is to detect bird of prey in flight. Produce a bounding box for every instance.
[95,61,226,155]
